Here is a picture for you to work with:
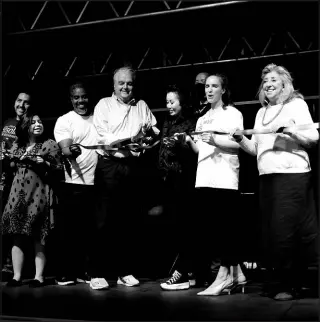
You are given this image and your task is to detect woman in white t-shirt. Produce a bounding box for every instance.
[232,64,319,301]
[184,74,247,296]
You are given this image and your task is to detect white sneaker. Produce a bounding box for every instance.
[117,275,140,287]
[90,278,109,290]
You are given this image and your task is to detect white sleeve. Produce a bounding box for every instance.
[54,116,72,143]
[292,99,315,125]
[142,100,157,127]
[93,99,118,146]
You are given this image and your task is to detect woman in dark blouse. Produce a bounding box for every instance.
[158,85,198,290]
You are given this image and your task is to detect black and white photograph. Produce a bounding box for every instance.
[1,1,319,321]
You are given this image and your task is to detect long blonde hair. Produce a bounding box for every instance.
[257,63,304,106]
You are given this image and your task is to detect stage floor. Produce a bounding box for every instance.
[1,276,319,321]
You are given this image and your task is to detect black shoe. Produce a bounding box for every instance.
[56,276,76,286]
[29,279,45,288]
[76,272,91,284]
[6,278,22,287]
[160,270,190,290]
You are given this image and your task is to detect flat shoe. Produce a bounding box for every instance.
[29,279,45,288]
[6,279,22,287]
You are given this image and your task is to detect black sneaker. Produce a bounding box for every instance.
[160,270,190,290]
[56,276,76,286]
[76,272,91,284]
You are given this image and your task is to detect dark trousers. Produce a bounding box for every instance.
[175,187,242,276]
[259,172,319,290]
[90,155,142,278]
[55,182,96,278]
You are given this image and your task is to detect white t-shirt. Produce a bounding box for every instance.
[54,111,98,185]
[194,105,244,190]
[93,93,157,157]
[251,98,313,175]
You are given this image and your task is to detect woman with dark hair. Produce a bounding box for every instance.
[180,74,247,295]
[2,113,62,287]
[232,63,319,300]
[158,85,198,290]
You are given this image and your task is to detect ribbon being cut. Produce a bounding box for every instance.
[190,122,319,136]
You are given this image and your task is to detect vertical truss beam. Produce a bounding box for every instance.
[65,57,78,77]
[76,2,90,24]
[57,2,71,25]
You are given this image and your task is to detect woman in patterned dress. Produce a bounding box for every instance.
[2,114,62,287]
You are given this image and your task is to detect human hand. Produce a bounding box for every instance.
[229,128,243,143]
[271,120,296,137]
[69,144,82,158]
[163,136,176,148]
[201,132,216,145]
[35,155,45,164]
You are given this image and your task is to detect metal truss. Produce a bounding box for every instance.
[3,1,319,81]
[4,30,318,81]
[5,1,244,35]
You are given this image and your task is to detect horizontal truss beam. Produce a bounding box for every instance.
[7,1,246,36]
[76,49,319,79]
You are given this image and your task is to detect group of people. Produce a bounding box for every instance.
[1,64,318,301]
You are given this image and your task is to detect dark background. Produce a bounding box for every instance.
[2,1,319,275]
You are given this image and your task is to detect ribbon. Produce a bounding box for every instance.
[74,139,160,151]
[1,140,161,159]
[190,122,319,136]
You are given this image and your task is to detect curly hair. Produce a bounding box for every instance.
[257,63,304,106]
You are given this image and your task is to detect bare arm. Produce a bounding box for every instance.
[57,138,81,158]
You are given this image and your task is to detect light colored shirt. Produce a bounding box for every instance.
[248,98,314,175]
[93,93,157,158]
[54,111,98,185]
[194,105,243,190]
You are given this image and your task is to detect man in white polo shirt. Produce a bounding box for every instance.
[54,82,98,286]
[89,66,159,290]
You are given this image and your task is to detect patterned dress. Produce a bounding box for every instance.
[2,139,62,245]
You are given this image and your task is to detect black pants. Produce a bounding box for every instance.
[90,155,142,278]
[259,172,319,290]
[55,182,96,278]
[175,187,242,276]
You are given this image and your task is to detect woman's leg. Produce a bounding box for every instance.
[34,242,46,282]
[11,235,26,281]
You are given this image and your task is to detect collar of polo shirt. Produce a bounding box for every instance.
[112,93,137,106]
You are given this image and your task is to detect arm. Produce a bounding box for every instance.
[185,135,199,154]
[232,111,259,156]
[57,139,81,159]
[236,136,258,156]
[279,100,319,148]
[201,108,244,153]
[53,116,82,159]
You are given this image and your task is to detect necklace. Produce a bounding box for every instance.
[262,103,284,126]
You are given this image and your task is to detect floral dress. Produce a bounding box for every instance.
[1,139,62,245]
